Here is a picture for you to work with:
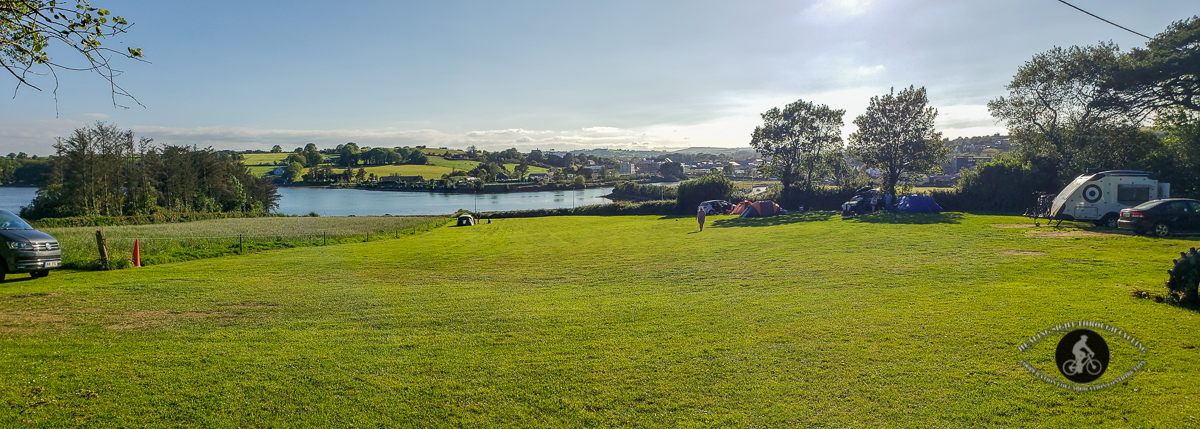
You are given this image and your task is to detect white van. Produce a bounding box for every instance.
[1049,170,1169,227]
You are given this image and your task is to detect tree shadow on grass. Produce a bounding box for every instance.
[842,212,965,224]
[709,210,839,228]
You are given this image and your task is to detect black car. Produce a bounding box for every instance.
[1117,198,1200,237]
[0,209,62,281]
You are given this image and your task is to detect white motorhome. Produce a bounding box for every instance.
[1049,170,1170,227]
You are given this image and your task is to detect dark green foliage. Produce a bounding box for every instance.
[676,174,738,211]
[1095,16,1200,113]
[19,123,278,220]
[949,152,1058,213]
[750,99,844,207]
[1147,109,1200,197]
[0,156,51,186]
[610,181,678,201]
[849,86,947,197]
[658,162,686,180]
[1167,247,1200,305]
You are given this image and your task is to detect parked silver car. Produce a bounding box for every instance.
[0,210,62,282]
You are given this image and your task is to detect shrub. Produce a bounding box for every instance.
[676,175,738,211]
[610,181,678,201]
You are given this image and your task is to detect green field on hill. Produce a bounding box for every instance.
[1,213,1195,426]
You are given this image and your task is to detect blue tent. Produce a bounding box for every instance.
[896,195,943,213]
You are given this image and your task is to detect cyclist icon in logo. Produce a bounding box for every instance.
[1056,329,1109,383]
[1062,334,1103,376]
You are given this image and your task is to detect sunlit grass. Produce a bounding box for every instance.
[1,213,1196,426]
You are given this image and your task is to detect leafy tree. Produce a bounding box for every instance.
[1147,108,1200,196]
[722,164,734,175]
[337,142,360,167]
[355,167,366,183]
[658,162,685,180]
[849,86,948,197]
[284,162,304,183]
[1,0,144,106]
[572,175,585,189]
[988,44,1150,187]
[750,99,844,204]
[22,123,277,218]
[1094,17,1200,114]
[676,174,737,210]
[405,148,427,165]
[302,143,323,167]
[514,163,530,179]
[270,145,282,153]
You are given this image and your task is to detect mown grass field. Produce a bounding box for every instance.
[1,213,1197,427]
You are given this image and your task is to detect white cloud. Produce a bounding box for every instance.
[83,113,109,119]
[805,0,875,21]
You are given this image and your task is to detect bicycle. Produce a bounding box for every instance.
[1061,353,1103,376]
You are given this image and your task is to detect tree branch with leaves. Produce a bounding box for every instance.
[1,0,144,108]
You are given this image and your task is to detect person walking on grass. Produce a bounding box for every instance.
[697,206,707,232]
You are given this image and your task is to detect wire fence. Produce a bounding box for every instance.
[45,216,452,270]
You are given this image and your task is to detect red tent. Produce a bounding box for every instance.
[739,200,784,217]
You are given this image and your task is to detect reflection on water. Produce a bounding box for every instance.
[0,186,619,217]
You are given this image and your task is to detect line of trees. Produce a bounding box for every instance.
[20,123,279,219]
[751,86,944,206]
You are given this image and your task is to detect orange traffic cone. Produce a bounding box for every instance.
[132,239,141,267]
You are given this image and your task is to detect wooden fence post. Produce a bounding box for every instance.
[95,230,109,268]
[239,234,244,254]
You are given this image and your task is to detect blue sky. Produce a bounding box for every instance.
[2,0,1194,155]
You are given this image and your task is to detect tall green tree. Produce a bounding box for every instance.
[1,0,144,106]
[848,86,948,197]
[1094,16,1200,114]
[988,44,1152,187]
[750,99,844,204]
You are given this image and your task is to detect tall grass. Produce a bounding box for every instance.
[44,216,449,269]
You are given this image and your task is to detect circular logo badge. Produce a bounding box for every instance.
[1055,329,1108,383]
[1082,185,1103,203]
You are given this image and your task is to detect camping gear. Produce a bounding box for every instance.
[456,215,476,226]
[739,200,785,218]
[730,201,751,215]
[1030,170,1168,228]
[896,195,943,213]
[841,188,881,218]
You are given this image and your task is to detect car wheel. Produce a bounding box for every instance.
[1154,223,1171,237]
[1100,214,1118,228]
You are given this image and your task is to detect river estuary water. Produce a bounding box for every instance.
[0,186,619,217]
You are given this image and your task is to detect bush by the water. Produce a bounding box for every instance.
[676,175,739,210]
[609,181,678,201]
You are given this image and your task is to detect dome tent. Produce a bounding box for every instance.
[896,195,943,213]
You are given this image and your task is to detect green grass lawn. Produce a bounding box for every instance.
[1,213,1197,426]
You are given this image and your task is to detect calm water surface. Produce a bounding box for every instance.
[274,186,618,216]
[0,186,619,217]
[0,187,37,213]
